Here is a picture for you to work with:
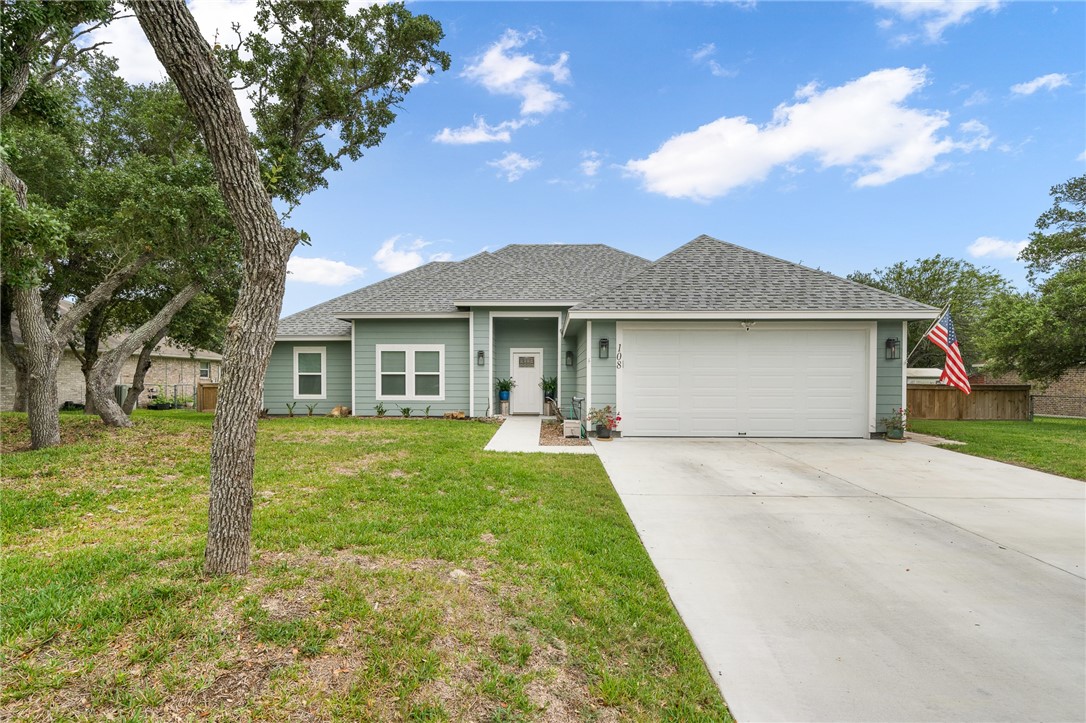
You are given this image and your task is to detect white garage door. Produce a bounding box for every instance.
[618,324,870,437]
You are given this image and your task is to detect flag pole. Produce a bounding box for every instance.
[906,300,951,363]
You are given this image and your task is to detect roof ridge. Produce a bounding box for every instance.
[689,235,939,310]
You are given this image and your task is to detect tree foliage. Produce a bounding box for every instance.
[848,256,1012,370]
[217,0,451,205]
[981,175,1086,384]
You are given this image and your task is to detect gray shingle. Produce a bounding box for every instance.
[277,245,652,334]
[574,235,938,313]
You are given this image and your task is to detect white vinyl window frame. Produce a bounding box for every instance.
[376,344,445,401]
[199,361,211,379]
[293,346,327,400]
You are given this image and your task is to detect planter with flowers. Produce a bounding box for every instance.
[881,407,908,441]
[588,405,621,440]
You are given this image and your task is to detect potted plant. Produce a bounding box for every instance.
[538,376,557,401]
[588,405,621,439]
[495,378,516,401]
[882,407,907,441]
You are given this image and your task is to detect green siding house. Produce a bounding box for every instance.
[268,236,938,437]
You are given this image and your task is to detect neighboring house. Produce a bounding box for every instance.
[270,235,939,437]
[0,316,222,411]
[970,367,1086,418]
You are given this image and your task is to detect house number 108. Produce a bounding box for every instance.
[615,343,623,369]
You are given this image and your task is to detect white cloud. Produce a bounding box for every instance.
[462,29,570,116]
[487,152,541,182]
[1010,73,1070,96]
[870,0,1001,42]
[962,90,989,107]
[624,67,992,201]
[372,236,452,274]
[433,117,532,145]
[690,42,737,78]
[287,256,365,286]
[967,236,1028,259]
[692,43,717,63]
[1078,150,1086,162]
[580,151,602,177]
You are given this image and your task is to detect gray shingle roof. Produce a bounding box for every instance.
[276,244,651,335]
[277,261,449,336]
[573,235,938,313]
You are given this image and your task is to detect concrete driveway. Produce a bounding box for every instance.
[594,438,1086,722]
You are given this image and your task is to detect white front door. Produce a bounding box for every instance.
[510,350,543,414]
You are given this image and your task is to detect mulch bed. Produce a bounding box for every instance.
[539,420,591,447]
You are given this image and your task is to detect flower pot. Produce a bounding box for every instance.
[499,390,510,401]
[886,427,904,440]
[596,424,612,439]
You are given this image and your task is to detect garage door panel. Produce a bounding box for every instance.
[620,325,868,438]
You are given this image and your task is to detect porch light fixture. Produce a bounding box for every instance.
[565,350,574,367]
[476,350,485,366]
[599,338,609,359]
[885,337,900,360]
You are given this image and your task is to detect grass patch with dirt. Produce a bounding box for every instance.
[909,415,1086,480]
[1,411,730,721]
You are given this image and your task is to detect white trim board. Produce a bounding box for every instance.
[334,313,470,320]
[277,335,348,342]
[468,313,475,418]
[350,321,357,416]
[568,310,940,321]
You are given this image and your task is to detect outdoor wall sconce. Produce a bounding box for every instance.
[599,338,609,359]
[477,350,485,366]
[565,350,574,367]
[885,337,900,360]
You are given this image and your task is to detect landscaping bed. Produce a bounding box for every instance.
[539,420,591,447]
[0,411,729,721]
[908,415,1086,481]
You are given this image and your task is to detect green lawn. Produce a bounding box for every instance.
[909,416,1086,481]
[0,411,730,722]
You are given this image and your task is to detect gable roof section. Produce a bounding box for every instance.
[277,260,449,336]
[277,244,652,335]
[573,235,939,315]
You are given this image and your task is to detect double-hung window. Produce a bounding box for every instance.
[376,344,444,400]
[199,361,211,379]
[294,347,326,399]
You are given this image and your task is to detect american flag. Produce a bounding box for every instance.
[926,310,971,394]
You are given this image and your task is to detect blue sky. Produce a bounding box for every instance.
[92,1,1085,316]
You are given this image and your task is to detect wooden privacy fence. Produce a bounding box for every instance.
[906,384,1031,421]
[196,383,219,412]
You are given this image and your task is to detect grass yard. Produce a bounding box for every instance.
[1,411,730,722]
[909,415,1086,481]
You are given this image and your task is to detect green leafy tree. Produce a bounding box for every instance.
[130,0,450,575]
[848,256,1012,370]
[981,175,1086,384]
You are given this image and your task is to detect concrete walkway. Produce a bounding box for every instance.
[596,437,1086,723]
[484,415,596,454]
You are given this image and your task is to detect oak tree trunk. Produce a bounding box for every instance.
[1,294,29,412]
[123,328,168,415]
[133,0,300,575]
[78,305,109,414]
[89,282,202,427]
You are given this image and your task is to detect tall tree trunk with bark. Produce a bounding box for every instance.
[133,0,300,575]
[89,282,202,427]
[76,304,109,414]
[1,294,29,412]
[123,327,168,415]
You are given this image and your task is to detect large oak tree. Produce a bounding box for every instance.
[130,0,449,575]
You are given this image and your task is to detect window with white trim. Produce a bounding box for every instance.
[293,346,326,399]
[199,361,211,379]
[377,344,444,400]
